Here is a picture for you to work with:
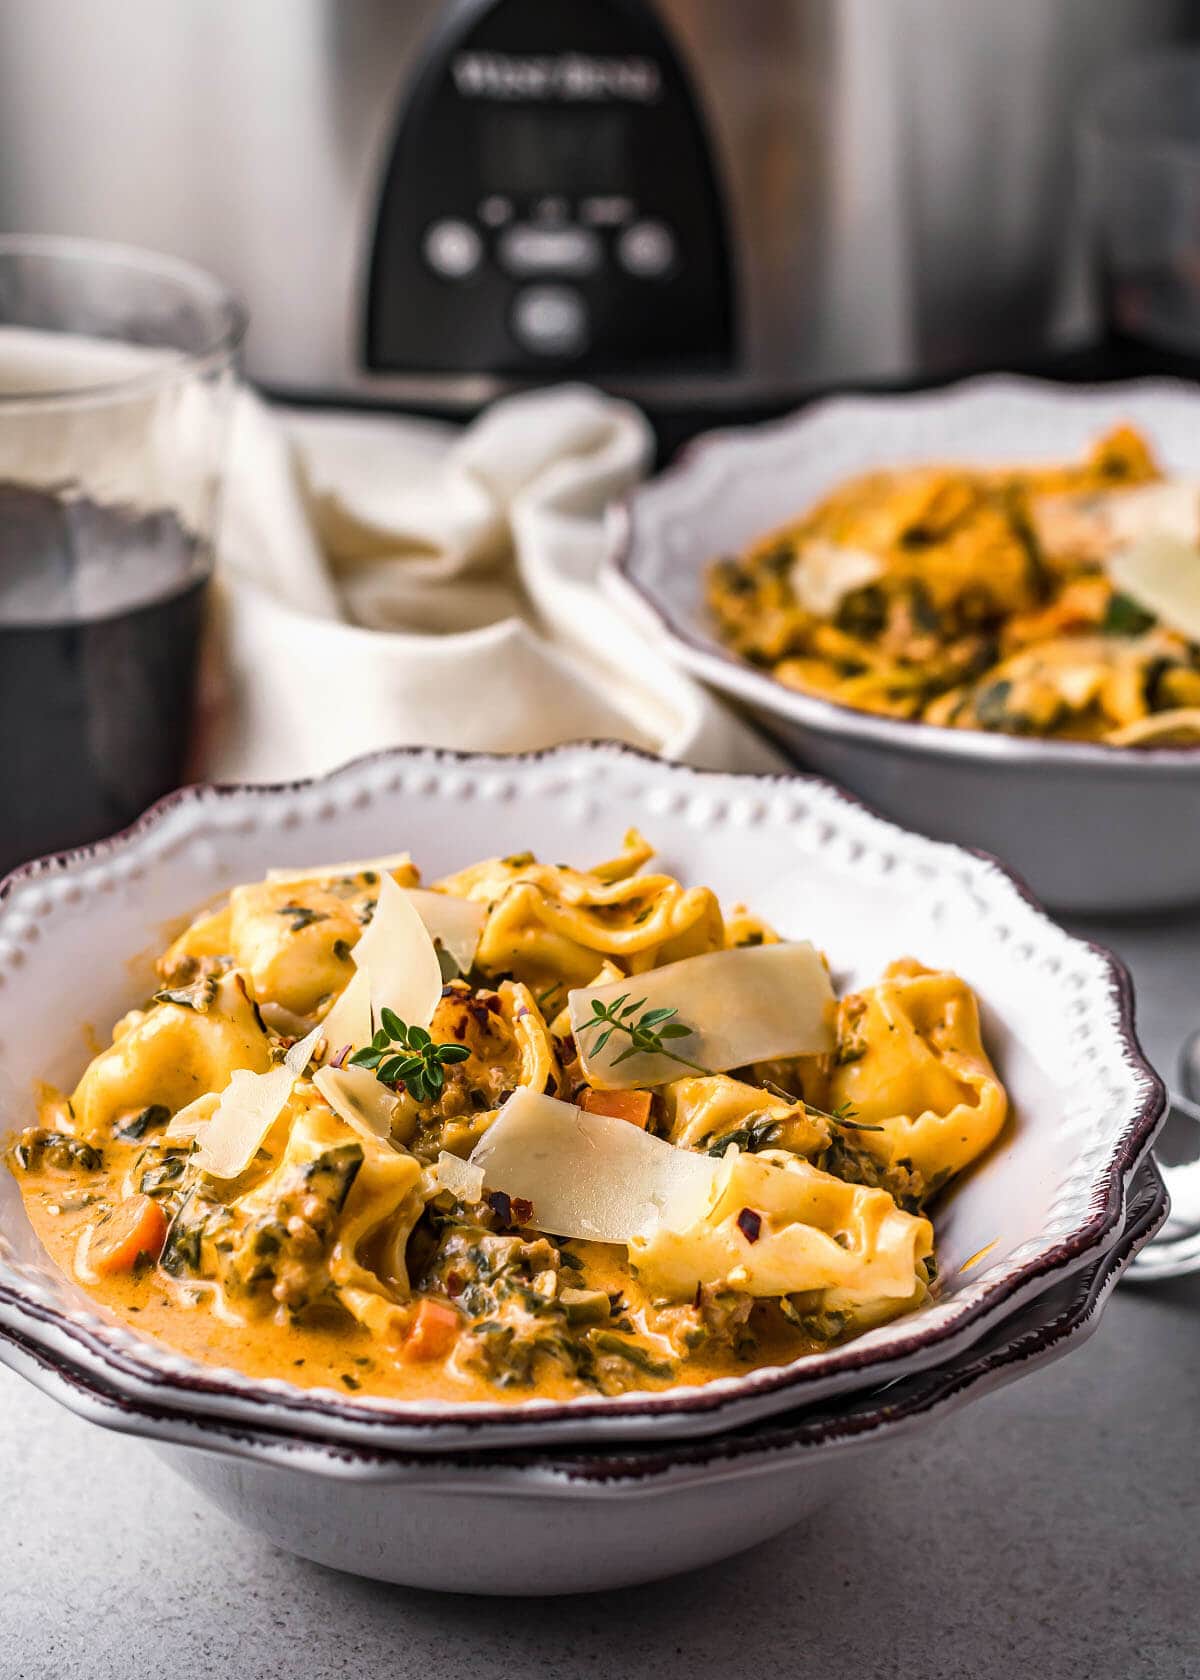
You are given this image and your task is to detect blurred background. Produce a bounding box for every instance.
[6,0,1200,870]
[3,0,1200,452]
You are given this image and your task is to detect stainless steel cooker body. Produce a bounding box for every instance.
[0,0,1192,408]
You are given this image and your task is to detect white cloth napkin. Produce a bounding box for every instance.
[203,384,784,782]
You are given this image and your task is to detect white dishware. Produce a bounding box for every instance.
[0,1159,1164,1593]
[0,744,1163,1455]
[609,376,1200,912]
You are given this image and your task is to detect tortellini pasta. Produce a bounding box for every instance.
[631,1150,933,1315]
[707,424,1200,745]
[9,838,1008,1403]
[438,836,725,993]
[827,961,1008,1191]
[71,971,273,1143]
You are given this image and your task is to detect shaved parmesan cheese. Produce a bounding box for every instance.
[1105,482,1200,549]
[267,854,482,977]
[1031,481,1200,566]
[284,1026,324,1077]
[468,1089,720,1243]
[1108,531,1200,644]
[320,870,445,1048]
[266,851,414,885]
[193,1025,323,1179]
[320,967,372,1055]
[313,1064,399,1142]
[790,539,882,617]
[434,1150,485,1204]
[403,888,485,977]
[469,1092,930,1300]
[568,942,835,1090]
[165,1092,217,1141]
[355,871,444,1029]
[193,1066,294,1179]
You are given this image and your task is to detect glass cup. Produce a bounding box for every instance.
[1080,49,1200,356]
[0,236,245,872]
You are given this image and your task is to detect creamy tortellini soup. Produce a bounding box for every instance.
[8,835,1008,1402]
[708,425,1200,745]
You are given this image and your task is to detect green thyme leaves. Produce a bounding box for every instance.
[761,1080,883,1133]
[582,995,706,1073]
[349,1007,471,1104]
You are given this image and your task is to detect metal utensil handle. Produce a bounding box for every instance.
[1124,1081,1200,1283]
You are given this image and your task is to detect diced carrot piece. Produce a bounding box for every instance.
[401,1298,461,1364]
[578,1087,653,1130]
[86,1194,168,1276]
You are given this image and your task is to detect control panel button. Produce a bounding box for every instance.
[422,218,483,279]
[581,195,635,227]
[478,195,513,227]
[532,195,570,224]
[510,285,588,357]
[617,218,677,279]
[498,224,601,278]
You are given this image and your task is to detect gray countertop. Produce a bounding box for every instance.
[3,911,1199,1680]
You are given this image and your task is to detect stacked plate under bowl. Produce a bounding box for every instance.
[0,746,1166,1592]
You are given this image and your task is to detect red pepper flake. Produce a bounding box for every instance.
[445,1271,465,1299]
[511,1196,534,1225]
[736,1207,762,1244]
[330,1043,351,1070]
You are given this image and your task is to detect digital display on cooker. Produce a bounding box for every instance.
[480,108,630,194]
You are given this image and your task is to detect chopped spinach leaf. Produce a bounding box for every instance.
[116,1104,170,1142]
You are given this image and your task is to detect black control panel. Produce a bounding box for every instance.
[366,0,735,376]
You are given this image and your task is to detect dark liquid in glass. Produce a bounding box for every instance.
[0,481,209,874]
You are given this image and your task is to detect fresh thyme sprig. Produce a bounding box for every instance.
[578,1001,882,1131]
[761,1079,883,1132]
[349,1006,470,1103]
[582,995,709,1074]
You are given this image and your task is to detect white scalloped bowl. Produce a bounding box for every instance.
[0,744,1163,1455]
[0,1160,1166,1593]
[609,377,1200,912]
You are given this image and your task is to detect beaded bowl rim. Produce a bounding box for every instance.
[0,741,1166,1451]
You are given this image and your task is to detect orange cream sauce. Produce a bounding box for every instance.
[17,1159,814,1403]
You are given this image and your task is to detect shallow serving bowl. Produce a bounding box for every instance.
[1,1159,1166,1594]
[609,376,1200,913]
[0,744,1163,1454]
